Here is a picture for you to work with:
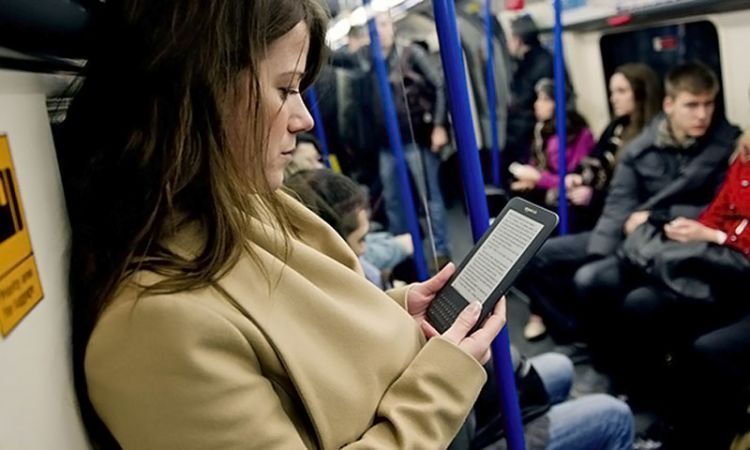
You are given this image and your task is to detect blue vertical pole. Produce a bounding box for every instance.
[364,4,429,281]
[305,88,332,169]
[553,0,569,235]
[484,0,501,187]
[432,0,525,448]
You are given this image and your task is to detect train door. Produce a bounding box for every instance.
[600,20,725,116]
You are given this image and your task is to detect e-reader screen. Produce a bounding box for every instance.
[450,209,544,304]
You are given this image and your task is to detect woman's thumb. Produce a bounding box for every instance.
[443,301,482,343]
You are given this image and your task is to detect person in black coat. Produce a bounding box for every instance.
[504,14,554,183]
[514,62,740,343]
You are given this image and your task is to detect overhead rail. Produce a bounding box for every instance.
[543,0,750,32]
[432,0,525,448]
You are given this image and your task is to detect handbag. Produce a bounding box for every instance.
[618,222,715,301]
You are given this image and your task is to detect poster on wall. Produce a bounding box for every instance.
[0,134,43,337]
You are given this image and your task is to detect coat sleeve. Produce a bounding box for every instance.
[409,45,447,126]
[86,296,311,450]
[86,293,485,450]
[537,129,595,189]
[587,151,641,255]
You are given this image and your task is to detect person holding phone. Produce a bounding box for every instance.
[59,1,506,448]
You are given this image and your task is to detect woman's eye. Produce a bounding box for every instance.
[279,87,300,100]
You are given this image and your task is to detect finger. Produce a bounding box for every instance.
[420,262,455,294]
[469,298,507,344]
[443,301,482,343]
[420,320,440,340]
[479,348,492,365]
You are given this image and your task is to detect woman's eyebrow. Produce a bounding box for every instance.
[276,70,305,79]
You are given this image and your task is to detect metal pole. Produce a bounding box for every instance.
[304,88,332,169]
[484,0,501,187]
[432,0,525,448]
[364,3,429,281]
[553,0,569,235]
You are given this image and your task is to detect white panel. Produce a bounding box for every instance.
[712,10,750,129]
[0,70,90,449]
[562,31,610,137]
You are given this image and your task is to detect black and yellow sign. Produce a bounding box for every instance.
[0,135,43,336]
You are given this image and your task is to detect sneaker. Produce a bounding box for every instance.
[633,437,663,450]
[523,315,547,341]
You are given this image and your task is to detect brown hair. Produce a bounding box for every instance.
[664,61,719,99]
[614,63,663,143]
[284,169,368,239]
[60,0,328,445]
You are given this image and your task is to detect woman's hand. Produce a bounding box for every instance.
[510,180,536,191]
[421,298,507,364]
[431,125,449,152]
[509,163,541,183]
[664,217,721,243]
[406,263,456,325]
[624,210,650,236]
[567,185,593,206]
[565,173,583,189]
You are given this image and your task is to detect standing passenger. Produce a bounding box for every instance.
[505,14,554,181]
[368,12,453,266]
[60,1,506,448]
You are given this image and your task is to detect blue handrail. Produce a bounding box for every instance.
[484,0,501,187]
[364,3,429,281]
[553,0,569,235]
[432,0,525,448]
[304,88,332,169]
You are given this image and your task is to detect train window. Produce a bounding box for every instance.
[600,20,724,116]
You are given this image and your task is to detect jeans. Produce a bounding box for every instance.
[379,144,450,256]
[530,353,634,450]
[363,232,410,270]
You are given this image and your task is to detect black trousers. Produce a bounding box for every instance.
[514,231,595,340]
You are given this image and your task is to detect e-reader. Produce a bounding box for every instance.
[427,197,559,333]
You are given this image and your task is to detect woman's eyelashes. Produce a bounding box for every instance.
[278,87,301,100]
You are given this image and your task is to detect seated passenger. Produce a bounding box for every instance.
[473,350,634,450]
[285,169,394,288]
[616,127,750,447]
[61,1,508,448]
[284,132,325,177]
[524,63,662,340]
[513,62,741,346]
[509,78,595,231]
[565,63,662,227]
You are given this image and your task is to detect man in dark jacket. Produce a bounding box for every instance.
[514,62,741,341]
[504,14,553,181]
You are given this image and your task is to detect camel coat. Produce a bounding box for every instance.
[85,192,487,449]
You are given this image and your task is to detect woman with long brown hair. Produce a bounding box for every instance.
[523,63,662,341]
[60,0,505,448]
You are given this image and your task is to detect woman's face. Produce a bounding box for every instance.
[534,91,555,122]
[609,72,635,118]
[345,209,369,256]
[258,21,315,190]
